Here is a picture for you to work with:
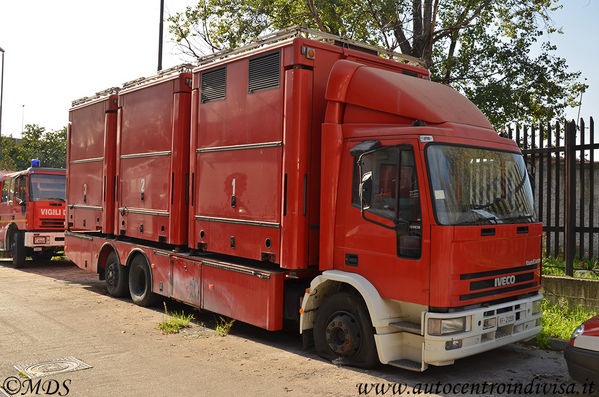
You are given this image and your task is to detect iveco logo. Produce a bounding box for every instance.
[494,275,516,287]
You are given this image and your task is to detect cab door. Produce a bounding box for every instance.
[333,138,431,305]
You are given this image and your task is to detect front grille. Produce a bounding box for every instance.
[460,264,537,280]
[469,272,535,291]
[460,282,538,301]
[40,218,65,228]
[459,264,539,301]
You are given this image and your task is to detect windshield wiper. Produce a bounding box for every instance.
[41,197,66,202]
[501,215,535,224]
[455,209,499,225]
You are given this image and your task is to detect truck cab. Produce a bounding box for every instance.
[0,163,66,267]
[300,60,542,371]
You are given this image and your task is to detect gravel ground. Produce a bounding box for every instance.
[0,260,592,397]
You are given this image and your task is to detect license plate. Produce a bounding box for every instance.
[34,236,48,244]
[498,313,515,326]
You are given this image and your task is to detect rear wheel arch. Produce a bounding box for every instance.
[97,243,121,277]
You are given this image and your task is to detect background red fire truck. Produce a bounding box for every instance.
[65,28,543,371]
[0,161,66,268]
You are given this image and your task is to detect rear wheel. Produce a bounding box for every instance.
[105,251,129,297]
[128,254,158,307]
[313,292,379,369]
[11,231,25,269]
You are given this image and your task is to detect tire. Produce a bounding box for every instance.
[11,231,25,269]
[128,254,158,307]
[105,251,129,297]
[313,292,379,369]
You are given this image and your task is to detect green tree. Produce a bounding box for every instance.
[168,0,586,127]
[0,124,67,170]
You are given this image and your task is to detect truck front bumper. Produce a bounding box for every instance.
[24,232,65,249]
[422,294,542,366]
[374,294,542,370]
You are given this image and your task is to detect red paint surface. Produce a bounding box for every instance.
[583,316,599,337]
[116,74,191,245]
[68,95,118,233]
[0,168,65,248]
[66,37,541,332]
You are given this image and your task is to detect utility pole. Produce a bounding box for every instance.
[158,0,164,72]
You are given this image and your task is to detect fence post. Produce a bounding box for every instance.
[565,120,577,276]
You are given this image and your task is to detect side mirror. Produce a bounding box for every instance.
[360,171,373,210]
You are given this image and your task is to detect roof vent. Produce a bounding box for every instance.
[248,51,280,93]
[201,67,227,103]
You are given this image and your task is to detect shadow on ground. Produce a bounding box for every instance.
[0,259,580,395]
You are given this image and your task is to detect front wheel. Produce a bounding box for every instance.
[11,231,26,269]
[128,254,158,307]
[313,292,379,369]
[105,251,129,297]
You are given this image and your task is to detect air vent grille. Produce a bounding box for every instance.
[201,67,226,103]
[248,51,280,93]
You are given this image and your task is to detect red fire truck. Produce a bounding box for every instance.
[65,28,542,371]
[0,162,66,268]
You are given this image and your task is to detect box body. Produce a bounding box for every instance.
[67,95,118,233]
[116,74,191,245]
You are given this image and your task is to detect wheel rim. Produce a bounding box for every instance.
[324,311,361,356]
[106,262,118,288]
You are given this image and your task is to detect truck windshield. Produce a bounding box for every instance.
[29,173,66,202]
[427,145,535,225]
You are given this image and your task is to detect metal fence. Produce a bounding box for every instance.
[507,118,597,276]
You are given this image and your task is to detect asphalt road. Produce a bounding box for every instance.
[0,260,592,397]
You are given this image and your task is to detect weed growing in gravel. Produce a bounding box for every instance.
[536,298,598,347]
[158,302,195,334]
[215,316,235,336]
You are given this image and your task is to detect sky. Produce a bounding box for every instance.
[0,0,597,138]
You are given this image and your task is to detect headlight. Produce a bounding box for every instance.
[428,317,466,336]
[532,300,542,315]
[570,324,584,342]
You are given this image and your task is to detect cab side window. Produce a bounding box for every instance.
[352,145,422,259]
[0,180,8,203]
[8,178,15,202]
[14,176,27,203]
[352,146,421,222]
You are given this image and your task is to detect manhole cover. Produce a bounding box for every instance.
[14,357,92,378]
